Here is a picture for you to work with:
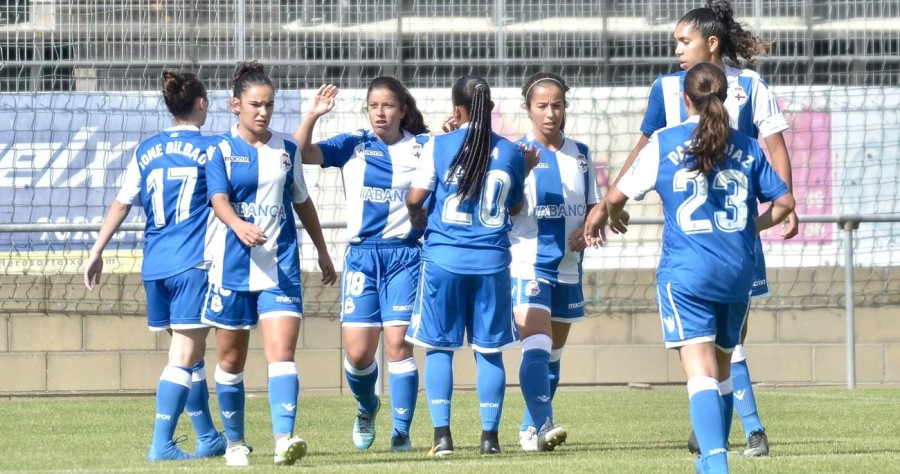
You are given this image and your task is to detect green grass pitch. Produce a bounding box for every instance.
[1,388,897,472]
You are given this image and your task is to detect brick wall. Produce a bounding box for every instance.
[1,273,898,394]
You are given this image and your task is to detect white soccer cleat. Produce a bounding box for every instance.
[224,444,250,467]
[519,426,539,452]
[274,436,308,466]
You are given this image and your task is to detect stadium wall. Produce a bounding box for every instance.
[1,272,899,395]
[1,87,898,394]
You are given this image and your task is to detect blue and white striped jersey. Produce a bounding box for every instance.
[640,65,788,139]
[116,125,219,281]
[617,116,789,302]
[206,125,309,292]
[411,127,526,275]
[318,129,429,243]
[509,133,602,284]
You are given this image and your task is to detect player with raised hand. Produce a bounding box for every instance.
[586,0,795,456]
[292,77,429,452]
[509,72,601,452]
[84,69,226,462]
[203,61,337,467]
[603,62,794,473]
[406,75,537,456]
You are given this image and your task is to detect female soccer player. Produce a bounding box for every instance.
[602,62,794,474]
[587,0,796,456]
[406,75,536,456]
[292,77,429,452]
[84,69,226,461]
[509,72,601,452]
[203,61,336,467]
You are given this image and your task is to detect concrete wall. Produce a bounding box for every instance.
[1,272,899,395]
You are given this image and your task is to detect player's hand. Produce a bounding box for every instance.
[310,84,338,118]
[521,143,540,175]
[318,253,337,286]
[609,209,630,235]
[409,209,428,231]
[781,210,799,239]
[568,226,588,252]
[441,115,460,133]
[83,251,103,291]
[583,205,607,248]
[231,221,267,247]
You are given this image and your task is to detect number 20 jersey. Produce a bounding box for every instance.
[616,117,789,302]
[117,125,220,281]
[412,129,525,275]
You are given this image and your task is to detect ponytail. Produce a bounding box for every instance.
[683,63,730,175]
[448,76,494,202]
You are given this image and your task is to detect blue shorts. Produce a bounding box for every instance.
[511,277,585,322]
[145,267,209,332]
[656,282,750,352]
[201,283,303,330]
[340,240,420,328]
[751,237,770,299]
[406,261,517,353]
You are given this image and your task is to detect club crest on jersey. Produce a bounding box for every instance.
[577,154,589,173]
[280,153,292,172]
[344,297,356,314]
[732,84,749,105]
[210,295,223,313]
[525,280,541,297]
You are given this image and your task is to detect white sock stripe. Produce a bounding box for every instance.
[268,361,298,378]
[214,365,244,385]
[718,377,734,395]
[549,348,563,363]
[521,334,552,353]
[191,365,207,383]
[731,344,747,363]
[687,376,719,398]
[160,366,192,388]
[343,358,378,376]
[387,357,417,374]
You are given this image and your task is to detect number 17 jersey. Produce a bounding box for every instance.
[116,125,219,281]
[616,116,789,302]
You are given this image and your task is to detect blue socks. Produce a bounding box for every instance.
[719,377,734,445]
[424,350,453,428]
[151,366,192,448]
[519,334,553,431]
[475,352,505,432]
[214,365,246,443]
[731,344,764,439]
[185,359,218,441]
[688,376,728,473]
[268,362,300,437]
[345,358,379,413]
[549,348,563,399]
[388,357,418,435]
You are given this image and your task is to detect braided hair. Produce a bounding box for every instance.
[448,75,494,202]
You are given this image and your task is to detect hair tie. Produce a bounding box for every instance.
[524,77,565,100]
[474,83,487,92]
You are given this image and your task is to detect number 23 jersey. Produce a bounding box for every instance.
[616,116,789,301]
